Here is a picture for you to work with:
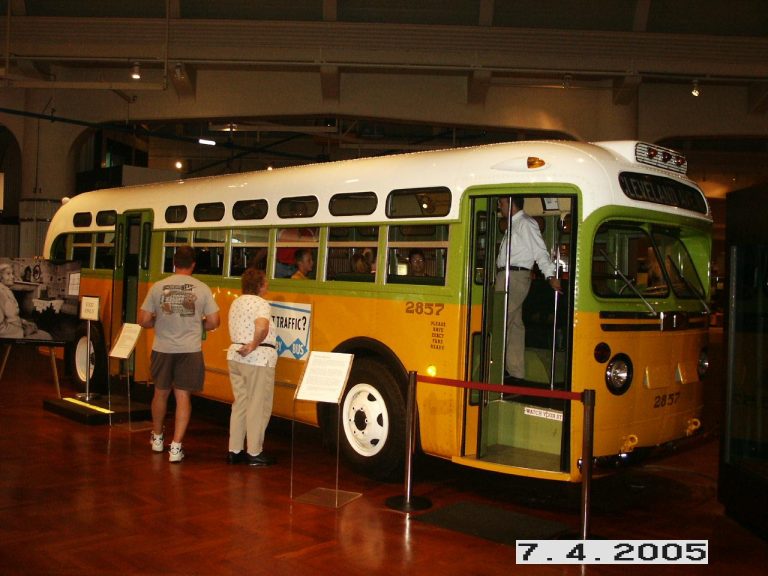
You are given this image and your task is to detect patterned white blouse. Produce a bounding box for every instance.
[226,295,278,367]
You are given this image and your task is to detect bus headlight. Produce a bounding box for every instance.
[605,353,633,395]
[697,348,709,378]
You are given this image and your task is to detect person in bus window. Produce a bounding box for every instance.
[291,248,314,280]
[495,197,560,383]
[138,246,221,463]
[276,228,316,277]
[226,268,277,466]
[408,249,427,276]
[352,252,371,274]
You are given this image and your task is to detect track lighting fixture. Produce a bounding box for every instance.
[691,79,700,97]
[131,62,141,80]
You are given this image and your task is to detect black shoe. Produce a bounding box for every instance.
[227,451,246,465]
[246,452,276,467]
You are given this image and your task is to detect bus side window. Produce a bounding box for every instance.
[192,230,225,276]
[51,234,69,261]
[230,229,269,277]
[72,233,93,269]
[274,227,319,279]
[386,225,448,286]
[94,232,115,270]
[326,226,378,282]
[193,247,224,275]
[326,247,376,282]
[230,247,267,276]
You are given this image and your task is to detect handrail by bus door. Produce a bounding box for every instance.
[549,243,561,390]
[499,196,513,399]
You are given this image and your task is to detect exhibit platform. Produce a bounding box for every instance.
[43,394,150,425]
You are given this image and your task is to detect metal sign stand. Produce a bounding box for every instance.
[291,351,360,509]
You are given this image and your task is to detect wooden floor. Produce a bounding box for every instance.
[1,338,767,576]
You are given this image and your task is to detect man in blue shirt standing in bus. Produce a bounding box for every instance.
[139,245,220,463]
[496,196,560,383]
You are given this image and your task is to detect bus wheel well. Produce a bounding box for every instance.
[334,337,407,385]
[316,338,409,481]
[65,321,108,393]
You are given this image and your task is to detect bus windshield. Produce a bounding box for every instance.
[592,222,706,302]
[652,230,707,300]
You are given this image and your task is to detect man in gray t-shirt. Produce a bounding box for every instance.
[139,246,220,463]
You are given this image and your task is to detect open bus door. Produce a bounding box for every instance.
[465,192,575,474]
[110,210,153,380]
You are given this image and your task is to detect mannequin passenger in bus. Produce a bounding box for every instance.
[352,252,371,274]
[291,248,314,280]
[408,249,428,276]
[275,227,316,278]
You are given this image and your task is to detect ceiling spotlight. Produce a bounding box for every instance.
[691,79,700,97]
[131,62,141,80]
[563,74,572,89]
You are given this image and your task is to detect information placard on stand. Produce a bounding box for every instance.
[291,351,360,509]
[109,323,142,360]
[108,323,147,430]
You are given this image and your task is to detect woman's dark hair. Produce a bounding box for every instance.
[241,267,266,295]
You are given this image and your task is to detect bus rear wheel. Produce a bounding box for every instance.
[335,357,406,481]
[66,323,107,393]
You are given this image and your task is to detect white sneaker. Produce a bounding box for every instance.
[169,442,184,463]
[151,432,164,453]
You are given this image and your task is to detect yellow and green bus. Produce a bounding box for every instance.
[44,140,712,481]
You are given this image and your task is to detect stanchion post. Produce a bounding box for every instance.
[580,388,596,540]
[385,370,431,512]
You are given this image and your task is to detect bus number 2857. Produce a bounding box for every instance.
[654,392,680,408]
[405,302,444,316]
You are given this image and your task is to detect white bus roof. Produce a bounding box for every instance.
[44,140,710,250]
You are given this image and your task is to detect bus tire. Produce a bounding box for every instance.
[334,357,406,481]
[66,323,108,393]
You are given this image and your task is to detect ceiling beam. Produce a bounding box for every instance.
[633,0,651,32]
[478,0,494,27]
[748,82,768,114]
[320,65,340,102]
[467,70,492,106]
[612,74,642,105]
[1,78,165,90]
[323,0,337,22]
[168,0,180,19]
[170,62,195,100]
[10,0,27,16]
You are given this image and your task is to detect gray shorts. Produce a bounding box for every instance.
[150,351,205,392]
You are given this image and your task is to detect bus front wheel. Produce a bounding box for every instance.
[336,358,406,481]
[66,323,107,392]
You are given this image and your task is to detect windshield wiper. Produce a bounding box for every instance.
[665,255,711,314]
[598,248,657,315]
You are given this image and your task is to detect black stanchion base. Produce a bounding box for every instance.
[385,494,433,512]
[43,396,150,425]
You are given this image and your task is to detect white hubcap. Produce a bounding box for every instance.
[341,383,389,457]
